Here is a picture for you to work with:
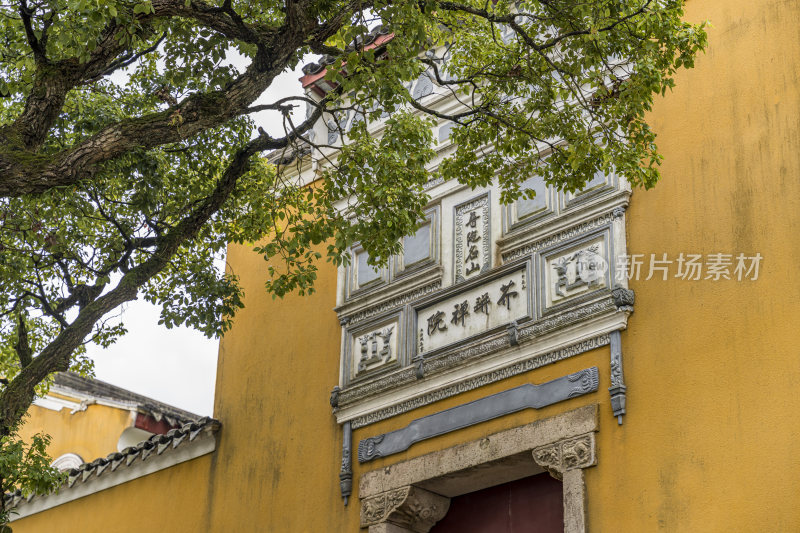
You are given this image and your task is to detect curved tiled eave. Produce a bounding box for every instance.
[6,417,220,520]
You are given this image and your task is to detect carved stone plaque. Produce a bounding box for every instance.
[454,193,490,283]
[352,321,400,379]
[417,267,528,355]
[543,235,609,309]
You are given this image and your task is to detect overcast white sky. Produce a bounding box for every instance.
[85,56,311,416]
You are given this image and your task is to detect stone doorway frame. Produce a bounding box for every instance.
[359,405,598,533]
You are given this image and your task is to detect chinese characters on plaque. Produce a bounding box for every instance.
[455,194,490,282]
[418,268,528,355]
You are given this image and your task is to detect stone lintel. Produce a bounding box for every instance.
[359,404,598,499]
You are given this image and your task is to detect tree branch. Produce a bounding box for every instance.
[0,81,326,433]
[18,0,46,63]
[14,314,33,369]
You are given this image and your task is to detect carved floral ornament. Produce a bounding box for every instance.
[531,433,596,480]
[361,486,450,532]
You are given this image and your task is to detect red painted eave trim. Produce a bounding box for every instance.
[134,412,180,435]
[299,33,395,89]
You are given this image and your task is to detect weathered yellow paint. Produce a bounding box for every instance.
[18,400,132,464]
[589,0,800,530]
[12,455,213,533]
[11,0,800,530]
[203,239,355,532]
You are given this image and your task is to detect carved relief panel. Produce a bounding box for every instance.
[541,232,611,313]
[355,326,397,376]
[344,313,405,383]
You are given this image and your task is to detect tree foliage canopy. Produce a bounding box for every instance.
[0,0,705,509]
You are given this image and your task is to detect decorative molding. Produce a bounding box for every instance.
[333,190,632,435]
[608,330,627,424]
[339,422,353,505]
[560,172,618,211]
[501,212,615,262]
[342,279,442,327]
[340,294,616,411]
[532,433,596,479]
[423,176,445,190]
[358,368,599,463]
[361,486,450,532]
[340,368,418,408]
[348,334,610,429]
[517,297,616,340]
[498,187,629,261]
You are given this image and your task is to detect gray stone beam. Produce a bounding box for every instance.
[358,367,598,463]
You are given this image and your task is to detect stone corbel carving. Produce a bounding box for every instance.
[330,386,341,409]
[339,422,353,505]
[608,329,627,424]
[361,486,450,533]
[531,433,596,480]
[506,320,519,346]
[532,433,596,533]
[611,285,634,312]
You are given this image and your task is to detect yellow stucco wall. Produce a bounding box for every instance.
[18,398,133,464]
[11,455,213,532]
[11,0,800,531]
[203,238,355,531]
[593,0,800,529]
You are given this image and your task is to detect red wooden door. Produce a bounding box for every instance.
[430,473,563,533]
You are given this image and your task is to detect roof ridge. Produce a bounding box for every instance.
[52,372,204,423]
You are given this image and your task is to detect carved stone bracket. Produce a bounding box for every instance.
[611,285,634,312]
[532,432,596,533]
[361,486,450,533]
[531,433,596,480]
[339,422,353,505]
[608,330,627,424]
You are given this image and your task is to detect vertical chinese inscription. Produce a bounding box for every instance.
[455,193,490,283]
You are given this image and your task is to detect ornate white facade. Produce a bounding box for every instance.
[331,158,633,429]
